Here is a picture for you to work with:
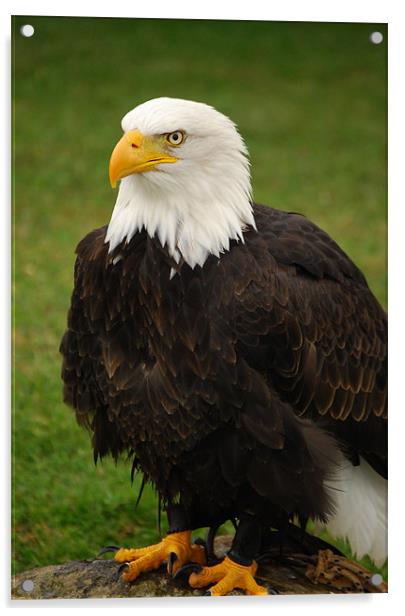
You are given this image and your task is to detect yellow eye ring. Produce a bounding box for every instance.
[166,131,185,146]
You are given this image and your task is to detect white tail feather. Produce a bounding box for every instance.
[323,457,387,566]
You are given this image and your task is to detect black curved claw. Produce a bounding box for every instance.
[116,562,130,581]
[203,590,212,596]
[193,537,206,547]
[267,586,280,595]
[173,562,203,582]
[97,545,121,557]
[167,552,178,577]
[255,575,280,594]
[192,527,220,565]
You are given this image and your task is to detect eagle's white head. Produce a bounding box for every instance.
[105,97,255,269]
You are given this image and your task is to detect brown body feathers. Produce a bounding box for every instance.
[60,204,387,528]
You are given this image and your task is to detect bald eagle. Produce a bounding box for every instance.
[60,97,387,596]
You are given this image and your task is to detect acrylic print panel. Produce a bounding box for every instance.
[12,16,387,599]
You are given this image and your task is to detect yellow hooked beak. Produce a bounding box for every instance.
[109,130,178,188]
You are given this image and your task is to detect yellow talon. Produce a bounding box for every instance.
[113,530,206,582]
[189,555,268,596]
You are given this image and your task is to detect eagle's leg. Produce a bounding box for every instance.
[113,505,206,582]
[188,515,268,596]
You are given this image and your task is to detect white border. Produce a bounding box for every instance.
[1,0,394,22]
[3,1,404,614]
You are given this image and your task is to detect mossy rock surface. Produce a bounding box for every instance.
[11,535,349,600]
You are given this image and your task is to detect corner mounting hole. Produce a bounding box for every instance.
[20,24,35,38]
[370,573,383,586]
[370,31,383,45]
[22,579,34,592]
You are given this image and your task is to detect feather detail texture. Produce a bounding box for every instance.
[61,203,387,561]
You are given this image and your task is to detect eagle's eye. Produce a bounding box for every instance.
[166,131,185,146]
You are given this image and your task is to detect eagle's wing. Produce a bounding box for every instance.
[218,204,387,470]
[60,226,129,460]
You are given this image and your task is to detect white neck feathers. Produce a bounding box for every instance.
[105,153,255,269]
[105,97,256,268]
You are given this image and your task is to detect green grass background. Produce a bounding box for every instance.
[12,16,387,579]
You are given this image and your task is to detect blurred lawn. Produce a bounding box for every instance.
[12,16,387,578]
